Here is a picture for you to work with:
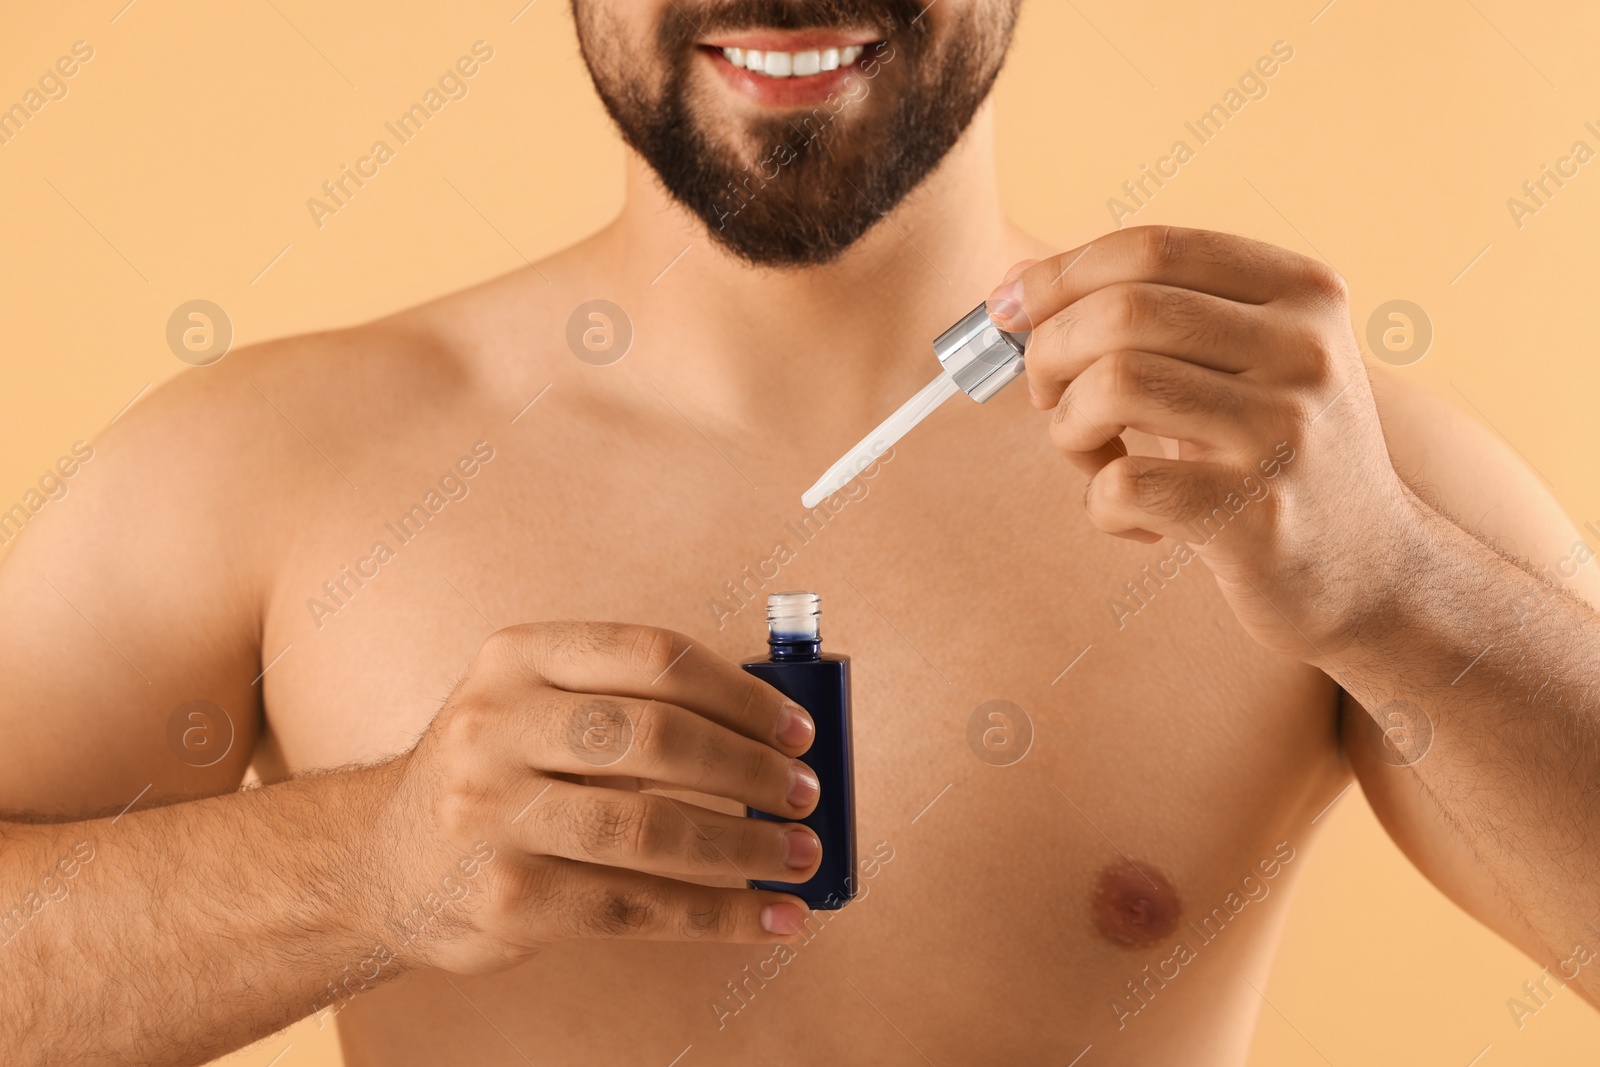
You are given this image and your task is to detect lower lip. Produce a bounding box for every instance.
[702,46,876,108]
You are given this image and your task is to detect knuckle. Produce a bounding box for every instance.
[472,866,521,933]
[436,705,481,752]
[626,700,666,763]
[734,677,772,734]
[435,783,489,837]
[626,626,686,680]
[580,886,657,938]
[1112,284,1152,333]
[682,894,737,939]
[1154,470,1203,520]
[1038,303,1082,360]
[1105,348,1149,401]
[468,859,563,962]
[1302,261,1348,306]
[1129,352,1236,418]
[687,729,725,789]
[1095,458,1211,522]
[1297,326,1341,375]
[685,821,733,869]
[562,697,635,766]
[1189,228,1234,268]
[1157,286,1208,339]
[1050,385,1075,427]
[1048,401,1087,452]
[488,858,560,920]
[479,627,517,658]
[533,620,620,669]
[580,794,652,858]
[634,802,678,858]
[474,628,524,676]
[740,743,773,793]
[1097,457,1147,511]
[1138,224,1181,271]
[1138,465,1213,521]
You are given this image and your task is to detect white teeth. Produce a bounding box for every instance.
[721,42,876,78]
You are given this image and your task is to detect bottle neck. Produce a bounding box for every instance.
[768,637,821,661]
[765,591,822,661]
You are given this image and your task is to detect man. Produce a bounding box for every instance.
[2,1,1597,1064]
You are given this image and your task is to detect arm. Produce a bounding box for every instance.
[1,766,398,1065]
[989,225,1600,1003]
[0,352,820,1065]
[1,620,822,1067]
[1333,375,1600,996]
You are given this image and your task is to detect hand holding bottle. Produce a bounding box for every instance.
[374,621,823,975]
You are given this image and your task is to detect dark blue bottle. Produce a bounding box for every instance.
[743,591,857,910]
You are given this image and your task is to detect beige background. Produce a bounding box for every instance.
[4,0,1599,1063]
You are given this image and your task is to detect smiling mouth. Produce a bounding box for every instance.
[698,28,890,107]
[717,43,872,78]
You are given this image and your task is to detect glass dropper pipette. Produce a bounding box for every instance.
[801,303,1030,508]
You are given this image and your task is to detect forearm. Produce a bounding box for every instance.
[0,762,404,1067]
[1323,490,1600,975]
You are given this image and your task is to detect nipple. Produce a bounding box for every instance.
[1091,860,1181,948]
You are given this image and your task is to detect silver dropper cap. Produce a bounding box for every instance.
[799,303,1030,508]
[933,303,1030,403]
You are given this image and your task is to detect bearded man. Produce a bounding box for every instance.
[3,2,1599,1065]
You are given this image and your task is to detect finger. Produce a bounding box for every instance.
[528,692,819,817]
[1000,257,1041,283]
[1084,455,1276,544]
[513,780,821,884]
[1049,351,1258,474]
[518,855,814,943]
[988,226,1333,333]
[487,623,815,756]
[1025,283,1277,407]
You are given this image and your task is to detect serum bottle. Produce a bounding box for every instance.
[744,591,857,910]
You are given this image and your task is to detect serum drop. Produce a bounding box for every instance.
[744,591,857,909]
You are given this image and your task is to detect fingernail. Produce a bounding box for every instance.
[988,279,1023,326]
[787,762,820,809]
[776,702,815,748]
[761,902,808,936]
[782,829,820,869]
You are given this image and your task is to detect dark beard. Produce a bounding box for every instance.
[572,0,1020,268]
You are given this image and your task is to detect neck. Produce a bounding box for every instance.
[582,105,1044,438]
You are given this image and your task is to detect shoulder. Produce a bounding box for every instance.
[1367,365,1600,604]
[11,277,521,612]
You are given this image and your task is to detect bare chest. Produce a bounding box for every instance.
[259,393,1343,1062]
[256,395,1331,777]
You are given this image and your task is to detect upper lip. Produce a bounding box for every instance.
[702,29,884,51]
